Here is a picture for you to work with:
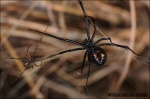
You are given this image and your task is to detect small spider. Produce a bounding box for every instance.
[30,0,139,88]
[7,26,49,83]
[9,45,42,83]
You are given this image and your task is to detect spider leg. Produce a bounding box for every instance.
[33,63,39,67]
[31,37,41,57]
[11,65,29,84]
[79,0,90,39]
[39,60,42,66]
[25,46,32,61]
[4,57,28,61]
[26,46,30,56]
[30,64,34,69]
[78,0,87,17]
[26,46,30,52]
[35,47,85,62]
[85,59,91,90]
[98,43,139,56]
[81,50,88,74]
[31,26,48,57]
[88,16,97,40]
[33,61,42,67]
[94,37,113,45]
[29,29,83,46]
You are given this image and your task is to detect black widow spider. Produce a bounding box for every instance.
[29,0,139,88]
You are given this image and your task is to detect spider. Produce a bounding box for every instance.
[7,26,49,83]
[29,0,139,88]
[9,45,42,84]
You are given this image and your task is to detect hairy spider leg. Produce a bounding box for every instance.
[29,29,83,46]
[98,43,139,56]
[81,50,88,74]
[35,48,85,62]
[79,0,90,39]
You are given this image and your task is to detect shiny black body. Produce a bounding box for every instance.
[88,47,107,66]
[30,0,139,88]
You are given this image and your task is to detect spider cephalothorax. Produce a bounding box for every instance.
[82,38,95,49]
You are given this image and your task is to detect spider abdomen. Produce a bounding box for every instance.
[88,47,107,66]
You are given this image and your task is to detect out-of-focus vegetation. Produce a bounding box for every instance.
[1,0,149,98]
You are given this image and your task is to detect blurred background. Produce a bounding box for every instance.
[1,0,149,98]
